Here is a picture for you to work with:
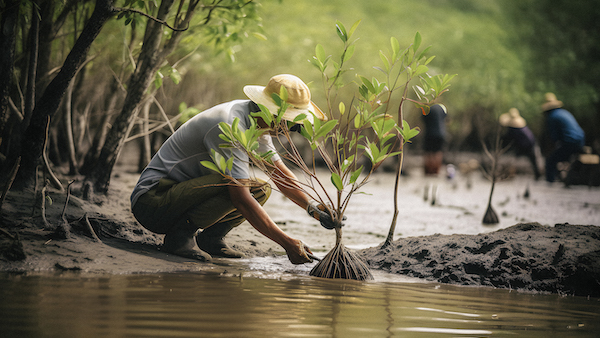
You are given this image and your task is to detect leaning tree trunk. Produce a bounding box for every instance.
[85,0,177,195]
[85,0,199,195]
[13,0,116,190]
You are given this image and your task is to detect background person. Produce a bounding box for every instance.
[421,104,448,175]
[499,108,541,180]
[541,93,585,183]
[130,74,336,264]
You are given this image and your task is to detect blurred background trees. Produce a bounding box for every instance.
[1,0,598,195]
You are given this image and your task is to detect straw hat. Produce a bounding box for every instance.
[499,108,526,128]
[244,74,326,123]
[541,92,563,111]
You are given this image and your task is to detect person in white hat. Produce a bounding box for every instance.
[130,74,332,264]
[540,93,585,182]
[499,108,541,179]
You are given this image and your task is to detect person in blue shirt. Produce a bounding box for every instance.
[541,93,585,182]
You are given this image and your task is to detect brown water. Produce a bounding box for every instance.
[1,271,599,337]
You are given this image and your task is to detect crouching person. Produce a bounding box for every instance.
[130,74,335,264]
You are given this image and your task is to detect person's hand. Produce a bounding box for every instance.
[306,200,344,230]
[285,239,313,264]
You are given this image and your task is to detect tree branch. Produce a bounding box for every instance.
[114,7,189,31]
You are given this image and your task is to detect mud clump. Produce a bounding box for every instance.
[360,222,600,297]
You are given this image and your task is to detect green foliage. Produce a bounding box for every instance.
[178,102,201,124]
[214,0,597,146]
[200,149,234,175]
[209,21,453,223]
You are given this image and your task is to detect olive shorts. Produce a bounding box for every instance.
[132,174,271,234]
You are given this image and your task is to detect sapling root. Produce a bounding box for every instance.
[309,227,373,280]
[483,204,499,224]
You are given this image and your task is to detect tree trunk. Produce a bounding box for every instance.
[0,0,19,144]
[64,80,79,174]
[13,0,116,190]
[138,101,152,172]
[86,0,184,194]
[23,1,40,132]
[79,78,121,175]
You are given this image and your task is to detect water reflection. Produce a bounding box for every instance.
[0,272,598,337]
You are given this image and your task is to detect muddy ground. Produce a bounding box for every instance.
[1,153,599,297]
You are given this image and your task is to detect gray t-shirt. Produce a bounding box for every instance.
[130,100,280,207]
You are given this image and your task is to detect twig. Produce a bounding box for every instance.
[0,157,20,210]
[0,228,16,240]
[60,180,76,223]
[83,213,102,242]
[41,180,52,229]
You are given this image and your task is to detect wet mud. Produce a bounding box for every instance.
[360,222,600,297]
[1,154,599,297]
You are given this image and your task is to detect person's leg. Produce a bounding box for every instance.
[196,182,271,258]
[132,174,233,260]
[161,218,211,261]
[545,143,580,182]
[524,147,541,180]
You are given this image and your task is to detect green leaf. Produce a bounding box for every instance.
[354,113,362,129]
[391,37,400,61]
[341,155,355,172]
[201,161,222,173]
[413,32,422,52]
[225,157,234,171]
[414,64,429,76]
[343,44,355,62]
[315,120,337,139]
[350,166,363,184]
[398,120,421,142]
[348,20,361,39]
[331,172,344,191]
[169,68,181,84]
[379,50,390,72]
[302,119,314,138]
[360,76,376,95]
[339,101,346,115]
[253,103,273,126]
[315,44,326,63]
[293,113,307,122]
[336,21,347,42]
[252,32,268,41]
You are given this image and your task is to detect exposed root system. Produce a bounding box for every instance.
[310,228,373,280]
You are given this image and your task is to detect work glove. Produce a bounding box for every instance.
[306,199,344,230]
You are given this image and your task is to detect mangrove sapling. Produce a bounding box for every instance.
[377,39,455,247]
[206,21,453,280]
[481,126,511,224]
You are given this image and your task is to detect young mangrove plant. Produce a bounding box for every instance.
[481,125,511,224]
[205,21,454,280]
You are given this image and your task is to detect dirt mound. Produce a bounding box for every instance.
[360,222,600,297]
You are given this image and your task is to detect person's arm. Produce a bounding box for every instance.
[228,184,312,264]
[270,159,311,210]
[270,159,340,230]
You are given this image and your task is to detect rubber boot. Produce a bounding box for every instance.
[162,219,212,261]
[196,222,244,258]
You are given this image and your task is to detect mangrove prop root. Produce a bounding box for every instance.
[82,213,102,242]
[483,204,499,224]
[309,228,373,281]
